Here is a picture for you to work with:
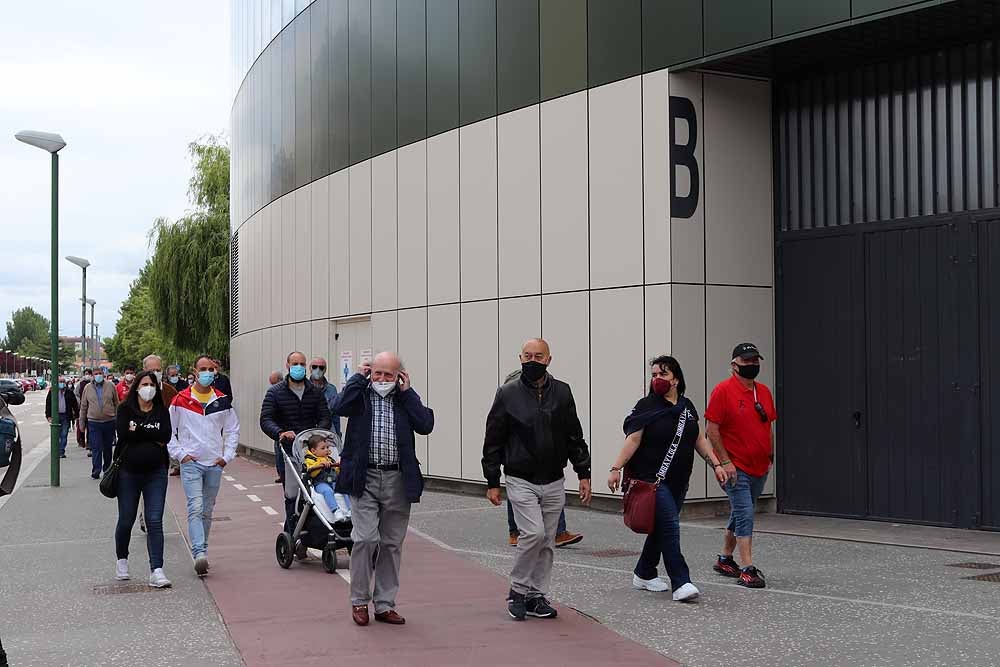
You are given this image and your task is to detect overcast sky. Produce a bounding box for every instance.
[0,1,231,342]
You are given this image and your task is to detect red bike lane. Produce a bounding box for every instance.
[166,456,679,666]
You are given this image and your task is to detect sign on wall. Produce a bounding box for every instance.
[669,95,699,219]
[340,350,353,388]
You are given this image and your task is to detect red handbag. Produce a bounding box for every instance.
[621,408,690,535]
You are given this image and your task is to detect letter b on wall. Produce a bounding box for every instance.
[669,96,699,219]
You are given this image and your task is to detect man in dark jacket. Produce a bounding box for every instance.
[260,351,332,527]
[482,338,592,621]
[332,351,434,628]
[45,376,80,459]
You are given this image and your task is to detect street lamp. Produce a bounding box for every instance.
[85,299,96,370]
[66,256,90,373]
[16,129,66,487]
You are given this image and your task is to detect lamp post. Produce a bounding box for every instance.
[16,129,66,487]
[66,256,90,374]
[85,299,96,370]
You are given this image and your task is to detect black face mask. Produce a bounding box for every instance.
[521,361,548,383]
[735,363,761,380]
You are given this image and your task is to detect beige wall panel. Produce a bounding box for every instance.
[371,153,398,311]
[668,72,705,284]
[397,307,429,466]
[642,70,671,284]
[310,319,329,363]
[499,296,541,377]
[295,187,312,322]
[460,300,499,481]
[281,195,295,325]
[589,77,644,289]
[589,288,646,496]
[311,178,331,320]
[427,130,461,305]
[540,92,589,293]
[397,142,428,309]
[498,106,541,298]
[459,118,499,302]
[427,304,462,478]
[268,206,280,329]
[670,283,708,499]
[329,171,351,318]
[371,310,398,356]
[643,284,672,364]
[706,285,776,495]
[704,74,773,288]
[541,290,591,490]
[349,162,373,315]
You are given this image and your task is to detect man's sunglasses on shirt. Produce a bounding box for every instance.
[754,401,768,423]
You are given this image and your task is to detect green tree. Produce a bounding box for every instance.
[2,306,49,351]
[105,265,195,372]
[146,136,231,364]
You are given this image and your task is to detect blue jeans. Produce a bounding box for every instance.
[724,469,768,538]
[507,497,567,535]
[88,421,116,477]
[57,415,70,456]
[115,467,168,570]
[314,481,350,512]
[634,483,691,591]
[180,461,223,558]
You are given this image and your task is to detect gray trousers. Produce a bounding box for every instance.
[350,469,411,613]
[506,475,565,599]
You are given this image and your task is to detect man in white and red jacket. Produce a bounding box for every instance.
[167,355,239,577]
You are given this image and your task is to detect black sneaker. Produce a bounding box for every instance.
[507,590,526,621]
[525,596,558,619]
[713,554,740,578]
[737,566,766,588]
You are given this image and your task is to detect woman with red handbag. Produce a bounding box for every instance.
[608,356,726,602]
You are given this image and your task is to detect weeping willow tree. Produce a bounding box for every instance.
[146,137,231,364]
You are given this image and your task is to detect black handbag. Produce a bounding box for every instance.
[99,439,131,499]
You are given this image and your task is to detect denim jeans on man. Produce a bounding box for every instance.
[88,420,116,477]
[115,467,168,570]
[180,461,223,558]
[57,416,70,456]
[724,469,768,537]
[634,483,691,591]
[507,498,566,535]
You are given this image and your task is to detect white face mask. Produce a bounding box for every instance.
[137,385,156,402]
[153,370,162,385]
[124,373,135,383]
[372,381,396,398]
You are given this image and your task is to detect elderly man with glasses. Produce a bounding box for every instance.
[704,343,777,589]
[308,356,341,438]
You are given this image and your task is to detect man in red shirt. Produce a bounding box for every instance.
[704,343,777,589]
[116,364,137,402]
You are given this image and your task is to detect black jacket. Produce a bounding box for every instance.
[213,373,234,400]
[44,387,79,421]
[259,378,332,444]
[482,374,591,488]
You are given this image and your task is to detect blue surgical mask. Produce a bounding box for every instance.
[197,371,215,387]
[58,382,65,389]
[288,364,307,382]
[94,374,104,384]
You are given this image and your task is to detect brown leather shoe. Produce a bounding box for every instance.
[352,605,370,626]
[508,532,518,547]
[374,609,406,625]
[555,531,583,548]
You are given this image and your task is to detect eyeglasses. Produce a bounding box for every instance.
[311,365,326,370]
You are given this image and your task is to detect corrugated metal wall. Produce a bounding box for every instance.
[777,39,1000,232]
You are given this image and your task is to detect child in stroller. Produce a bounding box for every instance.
[303,434,352,523]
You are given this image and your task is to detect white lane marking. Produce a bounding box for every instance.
[252,482,280,488]
[0,438,50,513]
[246,494,261,502]
[410,505,499,516]
[405,526,1000,622]
[277,521,285,527]
[336,568,351,584]
[262,506,278,515]
[223,475,235,481]
[233,483,247,490]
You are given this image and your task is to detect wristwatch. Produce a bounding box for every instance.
[609,466,622,472]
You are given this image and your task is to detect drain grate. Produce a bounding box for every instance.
[963,572,1000,583]
[94,583,162,595]
[947,562,1000,570]
[584,548,641,558]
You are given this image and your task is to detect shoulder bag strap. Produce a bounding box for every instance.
[654,408,690,483]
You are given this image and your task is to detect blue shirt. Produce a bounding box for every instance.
[315,380,342,436]
[94,384,104,405]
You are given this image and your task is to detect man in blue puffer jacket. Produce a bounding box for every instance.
[332,351,434,628]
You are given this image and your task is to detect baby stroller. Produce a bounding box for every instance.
[275,428,353,573]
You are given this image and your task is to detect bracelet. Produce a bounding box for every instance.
[609,466,622,472]
[712,463,722,469]
[719,460,731,466]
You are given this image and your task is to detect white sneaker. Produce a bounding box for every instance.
[333,509,349,523]
[194,554,209,576]
[148,568,172,588]
[672,582,700,602]
[632,574,669,592]
[115,559,130,581]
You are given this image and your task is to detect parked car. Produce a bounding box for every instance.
[0,380,25,494]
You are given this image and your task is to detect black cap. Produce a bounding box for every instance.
[732,343,763,360]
